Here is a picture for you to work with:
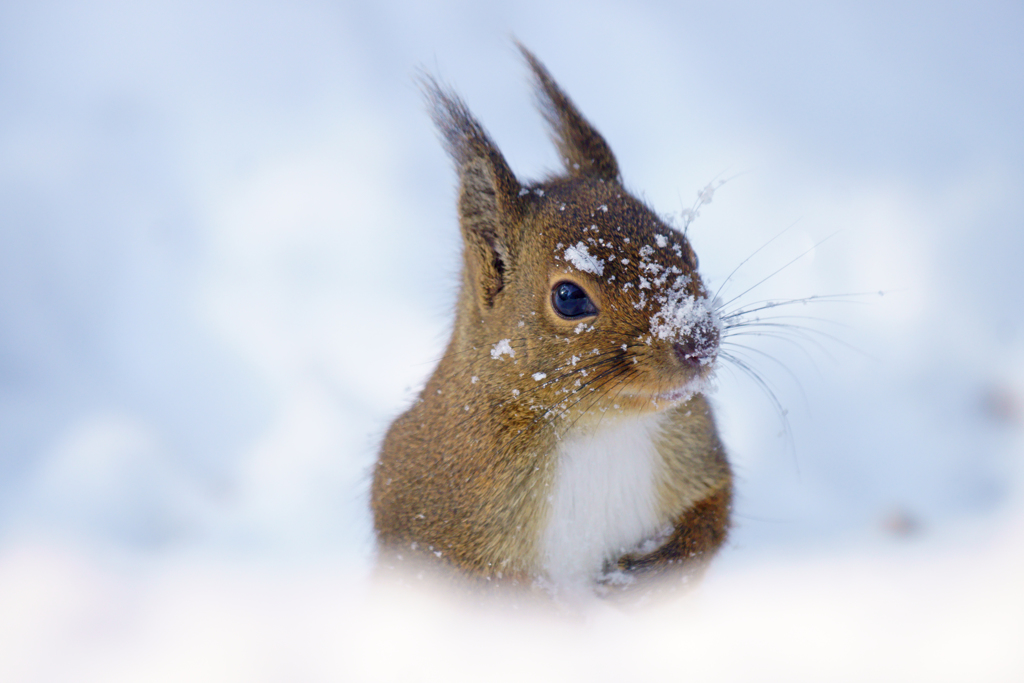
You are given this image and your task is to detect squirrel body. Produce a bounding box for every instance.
[372,47,732,594]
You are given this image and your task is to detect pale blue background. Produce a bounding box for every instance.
[1,0,1022,578]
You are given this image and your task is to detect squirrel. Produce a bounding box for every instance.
[371,45,732,596]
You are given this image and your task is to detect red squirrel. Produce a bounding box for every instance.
[372,46,731,596]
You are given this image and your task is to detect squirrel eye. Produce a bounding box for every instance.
[552,281,598,319]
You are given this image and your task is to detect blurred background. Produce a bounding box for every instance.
[1,0,1022,680]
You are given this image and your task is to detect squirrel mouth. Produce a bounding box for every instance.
[628,369,714,410]
[651,377,708,406]
[645,349,718,408]
[653,386,698,405]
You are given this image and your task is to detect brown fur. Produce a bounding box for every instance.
[371,46,732,594]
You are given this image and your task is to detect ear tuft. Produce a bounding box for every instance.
[421,75,523,205]
[517,44,620,183]
[420,74,524,308]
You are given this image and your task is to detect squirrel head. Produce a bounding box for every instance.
[425,46,721,424]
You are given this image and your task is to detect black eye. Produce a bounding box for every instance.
[552,281,598,319]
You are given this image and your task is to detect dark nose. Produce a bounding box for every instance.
[674,339,704,369]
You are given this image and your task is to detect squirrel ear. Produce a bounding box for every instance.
[423,75,524,308]
[519,44,621,183]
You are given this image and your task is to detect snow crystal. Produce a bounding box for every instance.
[655,234,668,248]
[697,182,715,205]
[564,243,605,275]
[491,339,515,359]
[648,277,722,360]
[532,372,547,381]
[471,376,479,384]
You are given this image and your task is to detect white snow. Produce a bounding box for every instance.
[649,286,721,348]
[564,242,605,275]
[490,339,514,359]
[532,372,547,381]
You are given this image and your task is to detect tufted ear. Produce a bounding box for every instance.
[518,44,620,183]
[422,76,526,309]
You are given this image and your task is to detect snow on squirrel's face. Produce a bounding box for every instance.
[495,179,721,418]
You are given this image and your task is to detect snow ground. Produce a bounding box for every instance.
[1,0,1022,679]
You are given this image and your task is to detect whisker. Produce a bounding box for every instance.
[712,218,801,304]
[558,367,637,437]
[722,291,882,321]
[476,364,634,466]
[509,358,631,440]
[725,321,872,360]
[720,342,810,412]
[717,230,843,311]
[724,329,834,366]
[719,351,796,464]
[429,348,630,438]
[723,313,852,330]
[550,362,631,423]
[506,355,625,406]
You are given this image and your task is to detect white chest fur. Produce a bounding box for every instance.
[540,412,670,587]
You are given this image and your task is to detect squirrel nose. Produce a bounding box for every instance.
[673,325,719,369]
[673,340,705,369]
